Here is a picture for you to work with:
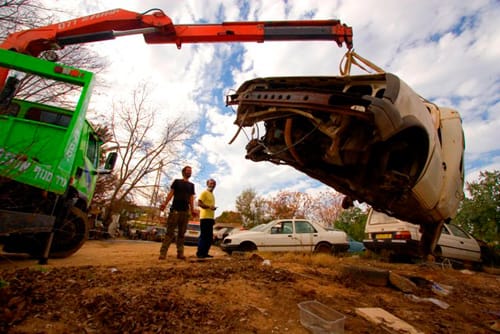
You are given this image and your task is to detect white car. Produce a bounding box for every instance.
[220,219,349,254]
[363,210,481,264]
[184,221,200,245]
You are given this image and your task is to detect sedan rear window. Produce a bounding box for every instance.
[295,221,316,233]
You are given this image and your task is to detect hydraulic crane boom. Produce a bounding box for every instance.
[0,7,353,261]
[0,8,352,88]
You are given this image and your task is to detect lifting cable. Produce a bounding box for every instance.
[339,49,385,76]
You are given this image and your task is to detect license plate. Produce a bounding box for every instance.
[375,233,392,239]
[188,231,196,235]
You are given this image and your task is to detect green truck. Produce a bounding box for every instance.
[0,49,116,262]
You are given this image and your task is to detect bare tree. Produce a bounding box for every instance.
[1,1,109,107]
[235,188,345,227]
[307,190,344,226]
[265,190,311,219]
[0,0,51,34]
[105,82,194,222]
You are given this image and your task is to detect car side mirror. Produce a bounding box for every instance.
[98,152,117,175]
[105,152,117,170]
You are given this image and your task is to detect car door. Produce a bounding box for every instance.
[293,220,317,252]
[447,224,481,262]
[438,224,481,262]
[262,220,300,252]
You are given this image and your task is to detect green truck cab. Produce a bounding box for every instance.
[0,49,116,261]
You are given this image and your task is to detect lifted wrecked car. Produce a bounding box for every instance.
[227,72,465,257]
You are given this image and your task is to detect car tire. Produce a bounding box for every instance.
[433,246,443,262]
[240,241,257,252]
[479,245,493,267]
[315,242,332,254]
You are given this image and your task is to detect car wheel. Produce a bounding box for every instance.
[314,242,332,254]
[389,253,412,263]
[480,245,493,266]
[240,241,257,252]
[379,249,394,262]
[433,246,443,262]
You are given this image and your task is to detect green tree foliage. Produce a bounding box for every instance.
[215,211,243,226]
[235,188,256,225]
[235,188,268,228]
[334,207,367,241]
[454,170,499,242]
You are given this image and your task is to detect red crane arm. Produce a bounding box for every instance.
[1,8,352,55]
[1,9,175,56]
[147,20,352,48]
[0,8,352,87]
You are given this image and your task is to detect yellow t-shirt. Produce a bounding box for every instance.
[198,189,215,219]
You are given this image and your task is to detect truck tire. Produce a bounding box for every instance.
[49,207,89,258]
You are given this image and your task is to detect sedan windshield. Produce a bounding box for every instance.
[249,224,267,231]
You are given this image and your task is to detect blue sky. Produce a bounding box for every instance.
[48,0,500,213]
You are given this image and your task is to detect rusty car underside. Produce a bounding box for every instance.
[227,73,443,229]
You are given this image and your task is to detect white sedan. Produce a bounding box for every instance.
[220,219,349,255]
[437,224,481,263]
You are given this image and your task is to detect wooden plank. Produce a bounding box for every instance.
[355,307,424,334]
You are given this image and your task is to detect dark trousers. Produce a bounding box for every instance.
[197,218,214,257]
[160,211,189,257]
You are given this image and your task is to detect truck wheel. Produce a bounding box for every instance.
[49,207,89,258]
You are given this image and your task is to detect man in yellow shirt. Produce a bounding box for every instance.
[196,178,217,258]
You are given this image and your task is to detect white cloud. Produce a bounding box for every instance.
[38,0,500,212]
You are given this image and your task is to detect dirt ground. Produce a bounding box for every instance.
[0,240,499,334]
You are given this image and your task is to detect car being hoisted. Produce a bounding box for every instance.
[226,72,465,259]
[220,219,348,255]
